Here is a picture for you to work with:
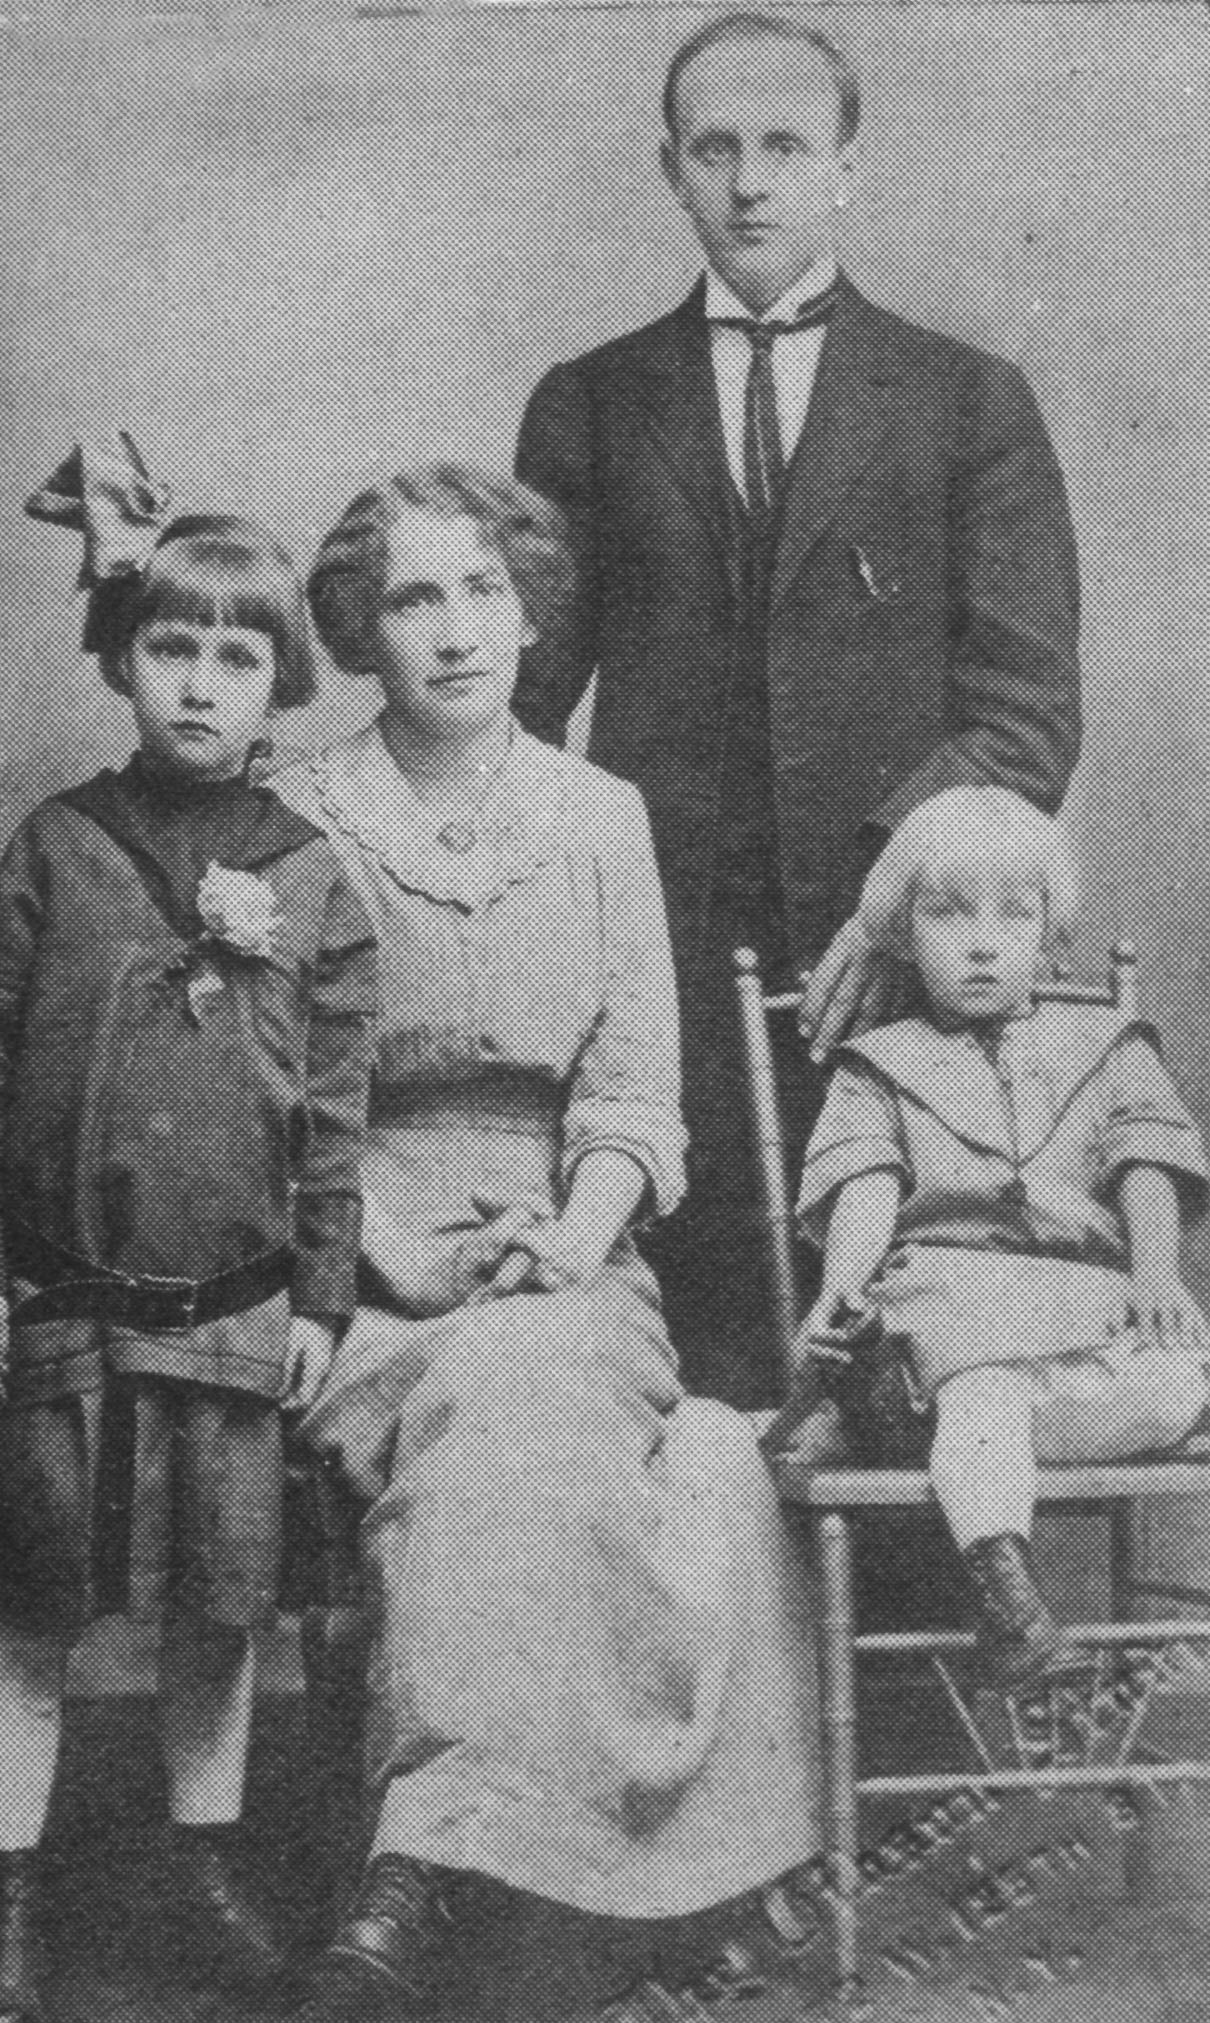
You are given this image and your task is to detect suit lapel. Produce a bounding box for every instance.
[617,284,741,593]
[772,277,898,611]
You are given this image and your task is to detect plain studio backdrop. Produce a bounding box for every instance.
[1,0,1209,1288]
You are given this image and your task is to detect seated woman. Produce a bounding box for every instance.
[276,466,820,2021]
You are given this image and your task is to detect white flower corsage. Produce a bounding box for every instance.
[196,862,282,960]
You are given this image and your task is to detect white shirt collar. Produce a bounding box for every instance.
[704,256,839,326]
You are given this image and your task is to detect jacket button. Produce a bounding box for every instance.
[147,1112,174,1138]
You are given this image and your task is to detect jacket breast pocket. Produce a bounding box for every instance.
[846,538,905,609]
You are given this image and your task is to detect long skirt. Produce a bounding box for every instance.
[300,1251,820,1918]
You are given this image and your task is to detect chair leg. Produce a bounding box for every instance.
[813,1510,860,1991]
[1109,1501,1163,1903]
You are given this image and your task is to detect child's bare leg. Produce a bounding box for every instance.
[931,1365,1036,1549]
[158,1610,255,1826]
[0,1625,67,2023]
[931,1367,1082,1686]
[0,1626,67,1852]
[158,1610,284,1995]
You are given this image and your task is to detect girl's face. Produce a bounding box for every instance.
[126,619,276,780]
[909,860,1048,1023]
[374,509,534,742]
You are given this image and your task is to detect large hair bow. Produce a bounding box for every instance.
[26,432,172,651]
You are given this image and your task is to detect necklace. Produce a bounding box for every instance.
[412,737,512,855]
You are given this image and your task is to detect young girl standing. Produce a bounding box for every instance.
[795,787,1210,1688]
[0,460,376,2018]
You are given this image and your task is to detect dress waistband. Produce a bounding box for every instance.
[7,1219,293,1334]
[373,1075,563,1142]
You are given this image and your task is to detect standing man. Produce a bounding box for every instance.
[515,13,1080,1404]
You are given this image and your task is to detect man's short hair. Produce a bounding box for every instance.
[663,12,860,146]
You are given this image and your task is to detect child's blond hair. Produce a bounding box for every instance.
[858,786,1079,961]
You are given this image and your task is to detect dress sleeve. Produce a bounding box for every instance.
[1099,1032,1209,1215]
[796,1058,908,1248]
[0,816,47,1298]
[292,864,378,1324]
[560,784,687,1219]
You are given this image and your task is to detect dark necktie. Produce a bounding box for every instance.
[713,284,838,524]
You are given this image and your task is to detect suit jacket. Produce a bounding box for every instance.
[514,275,1082,973]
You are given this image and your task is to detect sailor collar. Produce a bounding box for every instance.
[838,1006,1150,1162]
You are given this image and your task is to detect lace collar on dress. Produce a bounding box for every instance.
[301,718,573,908]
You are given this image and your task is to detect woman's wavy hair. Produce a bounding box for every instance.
[308,465,575,679]
[100,515,316,707]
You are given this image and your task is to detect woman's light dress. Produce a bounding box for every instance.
[276,722,819,1918]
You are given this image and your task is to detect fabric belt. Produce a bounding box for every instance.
[7,1220,293,1332]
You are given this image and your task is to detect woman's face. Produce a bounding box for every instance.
[374,508,534,740]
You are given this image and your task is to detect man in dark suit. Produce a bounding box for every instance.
[515,13,1081,1404]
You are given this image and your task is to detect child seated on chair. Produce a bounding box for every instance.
[794,786,1210,1688]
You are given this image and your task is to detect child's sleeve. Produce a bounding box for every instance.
[796,1058,908,1249]
[292,867,378,1326]
[1101,1031,1209,1216]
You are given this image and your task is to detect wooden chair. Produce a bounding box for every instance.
[734,941,1210,1990]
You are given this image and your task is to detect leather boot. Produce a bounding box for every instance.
[0,1852,46,2023]
[297,1856,460,2023]
[171,1822,288,1999]
[963,1534,1087,1688]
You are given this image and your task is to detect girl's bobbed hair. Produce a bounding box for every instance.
[99,515,316,708]
[308,465,575,679]
[858,786,1080,961]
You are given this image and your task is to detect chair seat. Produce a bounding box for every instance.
[776,1455,1210,1507]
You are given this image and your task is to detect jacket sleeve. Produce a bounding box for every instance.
[560,783,687,1218]
[292,867,378,1324]
[514,362,602,746]
[874,355,1082,833]
[0,817,47,1300]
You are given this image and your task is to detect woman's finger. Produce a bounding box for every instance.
[469,1247,538,1303]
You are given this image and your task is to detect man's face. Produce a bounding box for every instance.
[661,38,857,314]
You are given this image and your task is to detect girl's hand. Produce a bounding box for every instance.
[283,1316,338,1412]
[1128,1274,1210,1359]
